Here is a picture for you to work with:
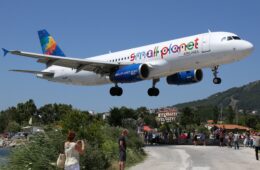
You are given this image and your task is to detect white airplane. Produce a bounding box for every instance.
[3,29,253,96]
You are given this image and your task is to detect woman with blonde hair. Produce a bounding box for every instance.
[64,131,85,170]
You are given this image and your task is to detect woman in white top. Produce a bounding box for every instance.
[64,131,85,170]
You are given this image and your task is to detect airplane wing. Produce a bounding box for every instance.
[9,69,54,77]
[3,49,128,75]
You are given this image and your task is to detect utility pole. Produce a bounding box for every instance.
[235,106,238,125]
[219,104,223,124]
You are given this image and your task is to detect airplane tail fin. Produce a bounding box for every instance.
[38,29,66,57]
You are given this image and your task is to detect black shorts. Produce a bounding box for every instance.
[119,151,126,162]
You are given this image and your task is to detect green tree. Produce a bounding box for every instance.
[107,107,138,127]
[136,107,149,119]
[0,111,9,133]
[179,107,194,129]
[16,99,37,125]
[38,104,55,124]
[6,121,21,133]
[143,113,158,128]
[53,103,73,121]
[61,110,89,133]
[5,107,20,125]
[193,105,216,125]
[226,106,235,124]
[120,107,137,120]
[245,116,257,129]
[107,107,122,126]
[256,123,260,130]
[159,122,171,132]
[213,106,220,124]
[193,111,202,126]
[122,118,137,129]
[136,107,158,128]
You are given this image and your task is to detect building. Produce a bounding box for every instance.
[156,107,179,123]
[99,112,110,120]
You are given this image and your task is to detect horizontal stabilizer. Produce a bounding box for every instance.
[9,69,54,77]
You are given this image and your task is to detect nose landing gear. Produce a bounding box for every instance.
[148,78,160,96]
[212,66,222,84]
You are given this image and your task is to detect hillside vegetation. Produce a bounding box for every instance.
[175,80,260,113]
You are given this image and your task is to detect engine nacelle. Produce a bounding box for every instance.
[166,69,203,85]
[110,64,149,83]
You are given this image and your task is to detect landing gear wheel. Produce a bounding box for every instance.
[117,87,123,96]
[148,79,160,96]
[211,66,222,85]
[110,87,116,96]
[148,88,153,96]
[147,88,160,96]
[213,77,221,84]
[154,88,159,96]
[110,86,123,96]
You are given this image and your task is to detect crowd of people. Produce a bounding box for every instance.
[212,128,260,149]
[142,127,260,161]
[212,128,260,160]
[57,128,259,170]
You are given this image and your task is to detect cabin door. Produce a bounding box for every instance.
[201,33,211,53]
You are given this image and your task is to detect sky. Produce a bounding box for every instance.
[0,0,259,112]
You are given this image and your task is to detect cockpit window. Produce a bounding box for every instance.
[227,36,233,41]
[221,37,226,41]
[232,36,241,40]
[222,36,241,42]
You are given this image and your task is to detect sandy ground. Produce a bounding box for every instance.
[129,145,260,170]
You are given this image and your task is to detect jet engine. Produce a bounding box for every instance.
[110,64,149,83]
[166,69,203,85]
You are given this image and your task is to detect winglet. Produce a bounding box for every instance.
[2,48,9,56]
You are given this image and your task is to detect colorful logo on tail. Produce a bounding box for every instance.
[38,29,66,57]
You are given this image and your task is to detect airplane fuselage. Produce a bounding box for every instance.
[41,32,253,86]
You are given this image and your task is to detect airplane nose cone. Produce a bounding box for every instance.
[246,41,254,51]
[240,41,254,56]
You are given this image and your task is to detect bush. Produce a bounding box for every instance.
[126,148,145,166]
[3,130,64,170]
[4,110,146,170]
[6,121,21,133]
[80,145,110,170]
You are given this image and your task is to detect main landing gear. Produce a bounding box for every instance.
[110,79,161,97]
[110,84,123,96]
[212,66,222,84]
[148,79,160,96]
